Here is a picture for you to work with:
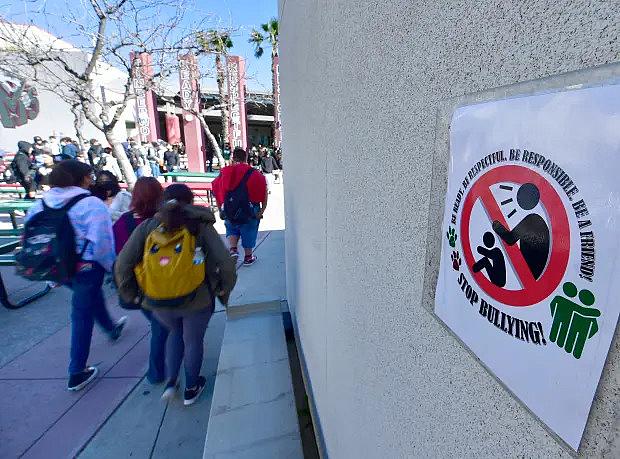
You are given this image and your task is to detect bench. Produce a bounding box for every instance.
[0,183,25,198]
[0,239,51,309]
[0,199,36,229]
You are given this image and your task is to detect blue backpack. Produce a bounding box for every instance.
[221,169,255,224]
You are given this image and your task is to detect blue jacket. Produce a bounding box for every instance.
[61,143,78,160]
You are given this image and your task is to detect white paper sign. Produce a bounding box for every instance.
[435,85,620,451]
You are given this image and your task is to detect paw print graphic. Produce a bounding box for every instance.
[451,251,461,271]
[446,226,458,248]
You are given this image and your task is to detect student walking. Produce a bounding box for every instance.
[212,147,268,265]
[59,137,79,161]
[90,170,132,222]
[147,142,161,178]
[260,150,279,193]
[129,141,149,178]
[95,147,124,181]
[21,160,126,391]
[115,184,236,405]
[87,139,103,168]
[163,145,180,172]
[113,177,168,384]
[11,141,37,199]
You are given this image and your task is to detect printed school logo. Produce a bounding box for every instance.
[446,149,600,359]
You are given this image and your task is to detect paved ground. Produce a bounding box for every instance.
[0,181,286,459]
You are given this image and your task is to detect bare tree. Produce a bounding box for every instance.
[70,102,86,153]
[249,18,280,148]
[0,0,217,186]
[197,30,233,153]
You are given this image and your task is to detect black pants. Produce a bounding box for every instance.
[18,174,36,196]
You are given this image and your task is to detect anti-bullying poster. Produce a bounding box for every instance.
[435,85,620,451]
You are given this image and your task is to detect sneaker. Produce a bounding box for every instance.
[184,376,207,406]
[161,380,178,401]
[243,255,257,266]
[68,366,98,391]
[229,247,239,259]
[109,316,128,342]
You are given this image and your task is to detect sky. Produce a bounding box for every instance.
[4,0,277,91]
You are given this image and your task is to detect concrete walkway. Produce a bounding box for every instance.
[0,279,150,459]
[0,181,295,459]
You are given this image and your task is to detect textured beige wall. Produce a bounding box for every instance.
[279,1,620,457]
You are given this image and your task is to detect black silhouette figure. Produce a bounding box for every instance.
[492,183,550,280]
[472,232,506,287]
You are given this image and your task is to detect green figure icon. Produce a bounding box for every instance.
[446,226,458,248]
[549,282,600,359]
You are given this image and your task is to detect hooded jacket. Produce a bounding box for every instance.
[61,143,79,160]
[12,141,35,180]
[25,187,116,271]
[114,205,237,312]
[87,144,103,166]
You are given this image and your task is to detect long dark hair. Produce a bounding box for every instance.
[158,184,196,233]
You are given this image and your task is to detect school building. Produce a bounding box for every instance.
[0,22,275,157]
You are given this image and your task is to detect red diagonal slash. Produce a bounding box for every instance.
[478,186,536,289]
[459,164,570,307]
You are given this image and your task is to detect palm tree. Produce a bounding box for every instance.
[249,18,280,147]
[198,29,233,164]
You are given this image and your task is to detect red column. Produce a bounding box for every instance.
[165,114,181,144]
[226,56,248,151]
[178,54,204,172]
[130,52,160,143]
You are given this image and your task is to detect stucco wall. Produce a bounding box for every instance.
[279,1,620,457]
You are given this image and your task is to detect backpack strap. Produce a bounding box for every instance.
[234,169,255,191]
[46,194,90,256]
[63,193,90,210]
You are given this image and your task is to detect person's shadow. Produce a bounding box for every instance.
[472,231,506,287]
[493,183,550,280]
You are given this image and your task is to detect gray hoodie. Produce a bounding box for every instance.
[26,187,116,271]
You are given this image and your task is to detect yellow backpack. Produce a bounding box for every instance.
[135,225,206,306]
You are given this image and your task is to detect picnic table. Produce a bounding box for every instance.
[162,171,219,183]
[0,184,26,198]
[0,237,51,309]
[0,199,36,229]
[162,181,216,207]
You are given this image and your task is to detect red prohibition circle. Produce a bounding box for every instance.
[460,165,570,307]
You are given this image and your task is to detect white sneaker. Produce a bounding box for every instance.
[162,380,179,401]
[110,316,128,342]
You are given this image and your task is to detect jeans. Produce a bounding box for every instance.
[224,205,261,249]
[154,307,212,388]
[150,162,160,178]
[68,263,116,375]
[141,310,169,383]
